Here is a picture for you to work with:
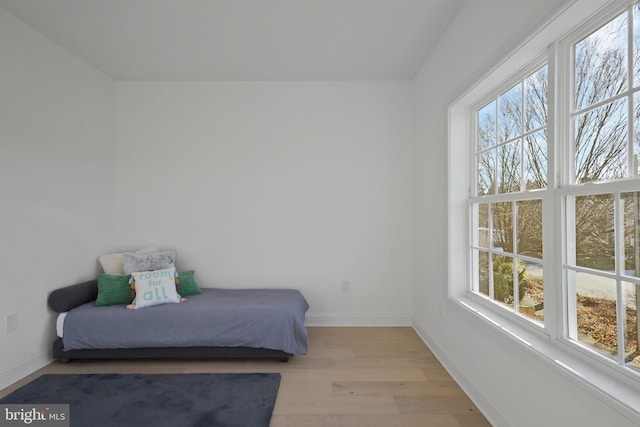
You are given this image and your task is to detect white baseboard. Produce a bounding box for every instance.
[306,313,412,327]
[0,349,52,392]
[412,321,509,427]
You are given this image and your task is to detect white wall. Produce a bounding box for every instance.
[0,8,115,389]
[413,1,637,426]
[115,82,413,324]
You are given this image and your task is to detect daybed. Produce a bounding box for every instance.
[48,279,309,363]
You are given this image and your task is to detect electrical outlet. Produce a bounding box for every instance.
[6,313,18,333]
[341,281,350,293]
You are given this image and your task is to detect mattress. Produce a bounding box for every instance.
[61,288,309,355]
[56,312,67,338]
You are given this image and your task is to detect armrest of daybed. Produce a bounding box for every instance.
[48,280,98,313]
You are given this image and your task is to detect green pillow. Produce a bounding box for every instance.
[177,271,201,296]
[95,274,133,306]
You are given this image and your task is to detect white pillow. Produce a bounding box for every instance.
[130,267,181,309]
[98,245,160,275]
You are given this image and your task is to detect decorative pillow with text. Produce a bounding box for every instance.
[129,267,181,309]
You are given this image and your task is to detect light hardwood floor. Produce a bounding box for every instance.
[0,327,490,427]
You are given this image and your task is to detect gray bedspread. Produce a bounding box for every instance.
[62,288,309,355]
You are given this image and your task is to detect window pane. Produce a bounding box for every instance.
[623,192,640,278]
[524,130,547,189]
[575,194,615,271]
[478,101,496,150]
[623,281,639,371]
[478,203,489,248]
[498,140,521,193]
[576,273,618,360]
[575,98,628,183]
[525,65,548,131]
[575,11,627,111]
[477,150,495,196]
[517,199,543,258]
[494,255,515,306]
[520,262,544,323]
[492,202,513,253]
[477,250,490,297]
[498,84,522,142]
[634,92,640,176]
[634,4,640,88]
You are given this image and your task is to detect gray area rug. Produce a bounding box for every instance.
[0,373,280,427]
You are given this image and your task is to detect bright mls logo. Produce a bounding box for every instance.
[1,404,69,426]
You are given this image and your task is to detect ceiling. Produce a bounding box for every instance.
[0,0,464,81]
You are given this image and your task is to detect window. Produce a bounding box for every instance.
[471,64,548,324]
[564,3,640,372]
[467,0,640,379]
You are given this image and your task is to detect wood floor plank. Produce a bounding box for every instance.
[394,396,484,415]
[0,327,491,426]
[322,367,428,382]
[338,414,461,427]
[332,380,467,398]
[329,356,441,369]
[274,396,400,415]
[269,414,341,427]
[453,413,493,427]
[277,372,333,399]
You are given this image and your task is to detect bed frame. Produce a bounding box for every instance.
[48,280,293,363]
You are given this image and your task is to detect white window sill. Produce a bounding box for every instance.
[450,293,640,423]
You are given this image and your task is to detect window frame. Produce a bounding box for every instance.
[448,0,640,420]
[468,56,550,327]
[558,0,640,374]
